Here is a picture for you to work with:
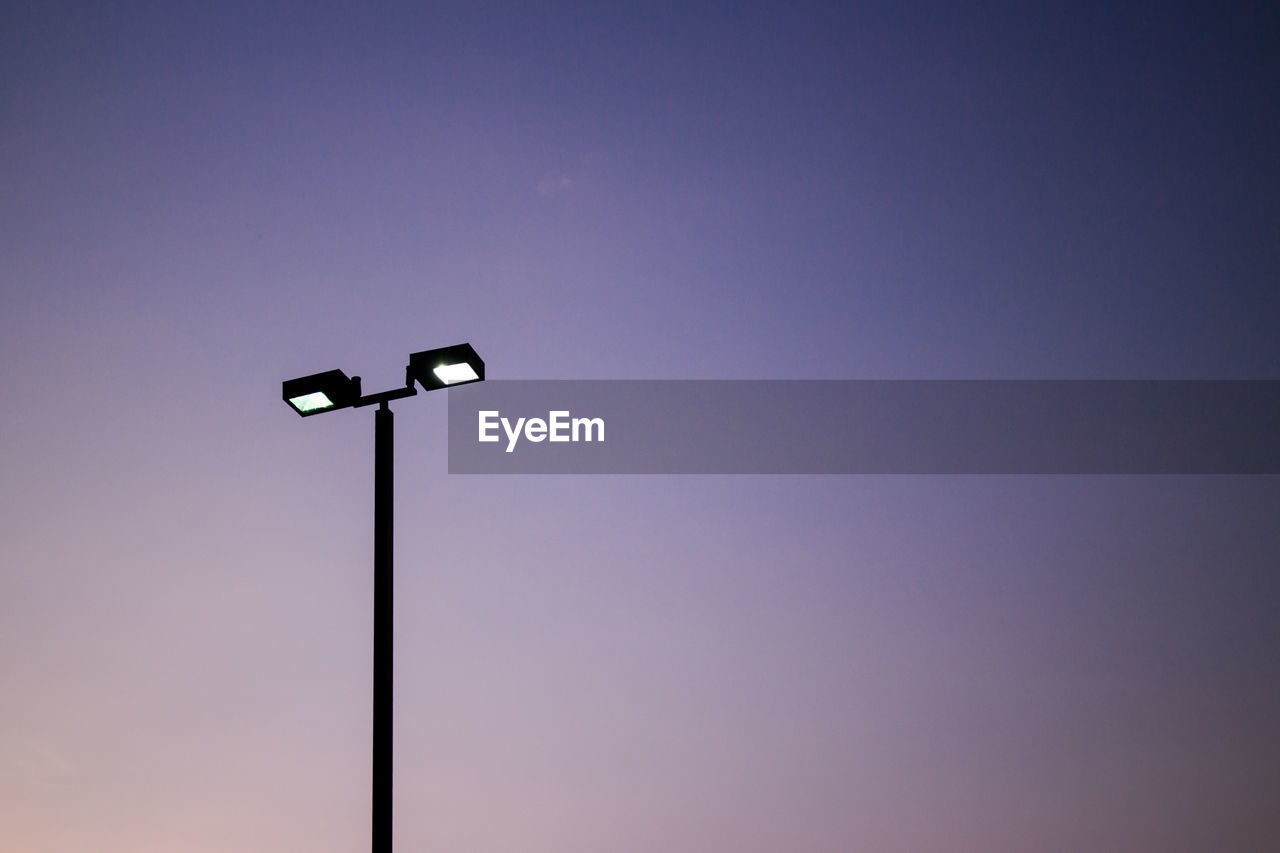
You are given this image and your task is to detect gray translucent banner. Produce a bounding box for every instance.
[446,381,1280,474]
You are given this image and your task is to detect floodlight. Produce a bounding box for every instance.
[282,369,361,416]
[433,362,479,384]
[282,341,485,852]
[291,391,335,412]
[408,342,485,391]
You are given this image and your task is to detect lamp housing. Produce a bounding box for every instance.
[283,369,362,416]
[408,343,485,392]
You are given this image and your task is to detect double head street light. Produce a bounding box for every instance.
[284,343,484,416]
[282,342,484,853]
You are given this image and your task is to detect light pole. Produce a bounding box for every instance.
[282,343,485,853]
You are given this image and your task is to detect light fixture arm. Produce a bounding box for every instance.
[352,373,418,409]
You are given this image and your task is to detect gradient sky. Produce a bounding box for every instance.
[2,2,1279,851]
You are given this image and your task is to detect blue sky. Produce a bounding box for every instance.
[2,2,1278,850]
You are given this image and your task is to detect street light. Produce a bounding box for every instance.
[282,342,485,853]
[282,369,362,415]
[408,342,485,391]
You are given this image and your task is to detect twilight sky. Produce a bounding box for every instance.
[2,2,1279,851]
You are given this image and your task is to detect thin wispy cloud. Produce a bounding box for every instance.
[536,175,573,197]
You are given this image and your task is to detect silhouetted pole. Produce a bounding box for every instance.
[284,345,483,853]
[373,402,393,852]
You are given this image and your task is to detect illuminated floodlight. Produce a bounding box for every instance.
[433,362,480,385]
[409,343,485,391]
[282,369,361,416]
[290,391,335,412]
[281,340,485,853]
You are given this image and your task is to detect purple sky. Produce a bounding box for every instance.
[3,2,1279,850]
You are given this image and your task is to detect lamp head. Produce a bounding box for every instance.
[282,369,362,416]
[408,343,485,392]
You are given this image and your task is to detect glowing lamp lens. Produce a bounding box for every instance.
[289,391,335,412]
[433,363,479,385]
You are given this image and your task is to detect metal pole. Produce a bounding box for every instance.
[373,402,393,852]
